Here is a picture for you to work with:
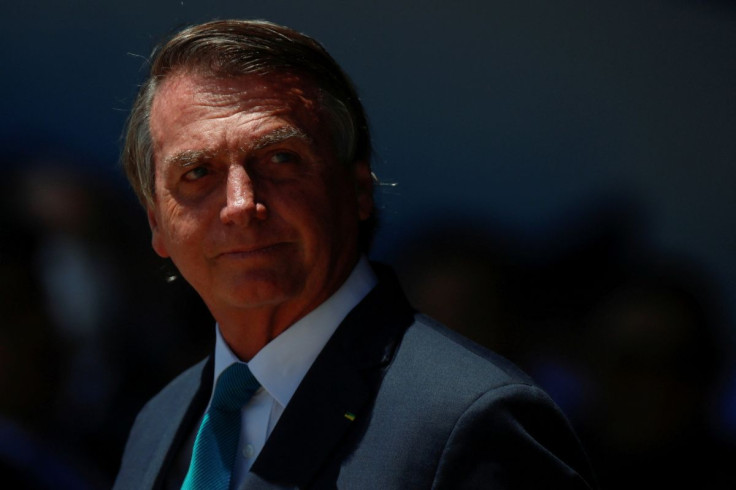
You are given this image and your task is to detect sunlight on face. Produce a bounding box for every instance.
[147,72,373,333]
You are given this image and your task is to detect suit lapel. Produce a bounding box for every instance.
[250,265,415,488]
[147,357,213,489]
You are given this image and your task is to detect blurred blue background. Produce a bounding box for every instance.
[1,0,735,488]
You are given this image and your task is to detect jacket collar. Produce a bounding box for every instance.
[249,264,415,487]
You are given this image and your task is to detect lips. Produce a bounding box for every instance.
[215,242,289,258]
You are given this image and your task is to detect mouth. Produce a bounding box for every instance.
[216,242,289,259]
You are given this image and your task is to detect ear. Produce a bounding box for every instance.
[146,206,170,258]
[353,160,374,221]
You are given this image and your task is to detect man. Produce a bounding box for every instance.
[114,19,596,489]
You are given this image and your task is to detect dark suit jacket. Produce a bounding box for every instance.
[114,266,596,489]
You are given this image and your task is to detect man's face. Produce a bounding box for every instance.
[147,71,373,326]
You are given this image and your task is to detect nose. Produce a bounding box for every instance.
[220,165,267,225]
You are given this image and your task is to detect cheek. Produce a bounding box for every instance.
[300,190,359,248]
[157,204,208,251]
[273,187,331,237]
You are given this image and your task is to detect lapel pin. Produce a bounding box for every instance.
[344,412,356,422]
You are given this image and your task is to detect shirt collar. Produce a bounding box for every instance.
[213,256,377,408]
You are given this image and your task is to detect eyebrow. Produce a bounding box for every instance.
[249,126,312,151]
[164,149,216,168]
[163,126,312,168]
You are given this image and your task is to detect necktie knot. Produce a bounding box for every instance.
[211,363,260,411]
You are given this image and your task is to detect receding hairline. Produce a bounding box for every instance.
[124,19,370,195]
[148,70,329,170]
[121,18,376,250]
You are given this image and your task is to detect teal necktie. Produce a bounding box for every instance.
[182,363,260,490]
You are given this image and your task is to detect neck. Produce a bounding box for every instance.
[213,257,360,361]
[215,303,309,361]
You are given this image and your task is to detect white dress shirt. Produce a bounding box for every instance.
[210,256,377,489]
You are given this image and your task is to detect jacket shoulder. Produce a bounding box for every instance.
[398,313,536,391]
[347,314,596,488]
[113,358,210,490]
[138,358,210,417]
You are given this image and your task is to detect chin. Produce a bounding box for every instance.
[220,274,303,308]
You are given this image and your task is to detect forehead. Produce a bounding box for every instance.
[156,69,322,105]
[149,70,327,153]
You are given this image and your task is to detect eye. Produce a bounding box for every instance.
[182,166,210,182]
[269,151,298,164]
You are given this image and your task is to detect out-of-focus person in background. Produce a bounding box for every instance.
[0,152,213,489]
